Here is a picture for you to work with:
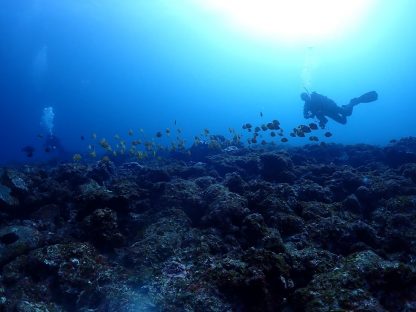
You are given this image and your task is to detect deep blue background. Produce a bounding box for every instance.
[1,0,415,164]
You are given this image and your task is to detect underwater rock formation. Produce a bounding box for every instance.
[1,137,416,311]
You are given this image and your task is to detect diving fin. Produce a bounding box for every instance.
[356,91,378,103]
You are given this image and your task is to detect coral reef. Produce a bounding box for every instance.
[1,138,416,311]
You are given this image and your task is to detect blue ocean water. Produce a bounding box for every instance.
[1,0,415,164]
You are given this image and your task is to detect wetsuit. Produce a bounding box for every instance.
[302,91,378,128]
[44,134,67,156]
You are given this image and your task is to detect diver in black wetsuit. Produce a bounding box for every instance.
[301,91,378,128]
[44,134,67,157]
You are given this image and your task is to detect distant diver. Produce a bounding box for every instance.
[301,90,378,128]
[44,134,66,156]
[22,146,35,158]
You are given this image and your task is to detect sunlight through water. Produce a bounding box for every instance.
[197,0,375,45]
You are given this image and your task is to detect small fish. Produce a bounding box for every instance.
[174,120,177,126]
[272,120,280,127]
[92,133,97,140]
[128,129,134,136]
[266,122,275,130]
[309,123,318,130]
[99,138,111,150]
[80,135,85,141]
[156,131,162,138]
[324,132,332,137]
[298,125,311,133]
[281,138,288,143]
[166,128,171,136]
[73,153,82,162]
[260,112,263,117]
[389,139,397,143]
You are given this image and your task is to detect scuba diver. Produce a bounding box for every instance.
[301,91,378,128]
[44,134,67,157]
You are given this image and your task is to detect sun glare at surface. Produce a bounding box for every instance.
[196,0,375,44]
